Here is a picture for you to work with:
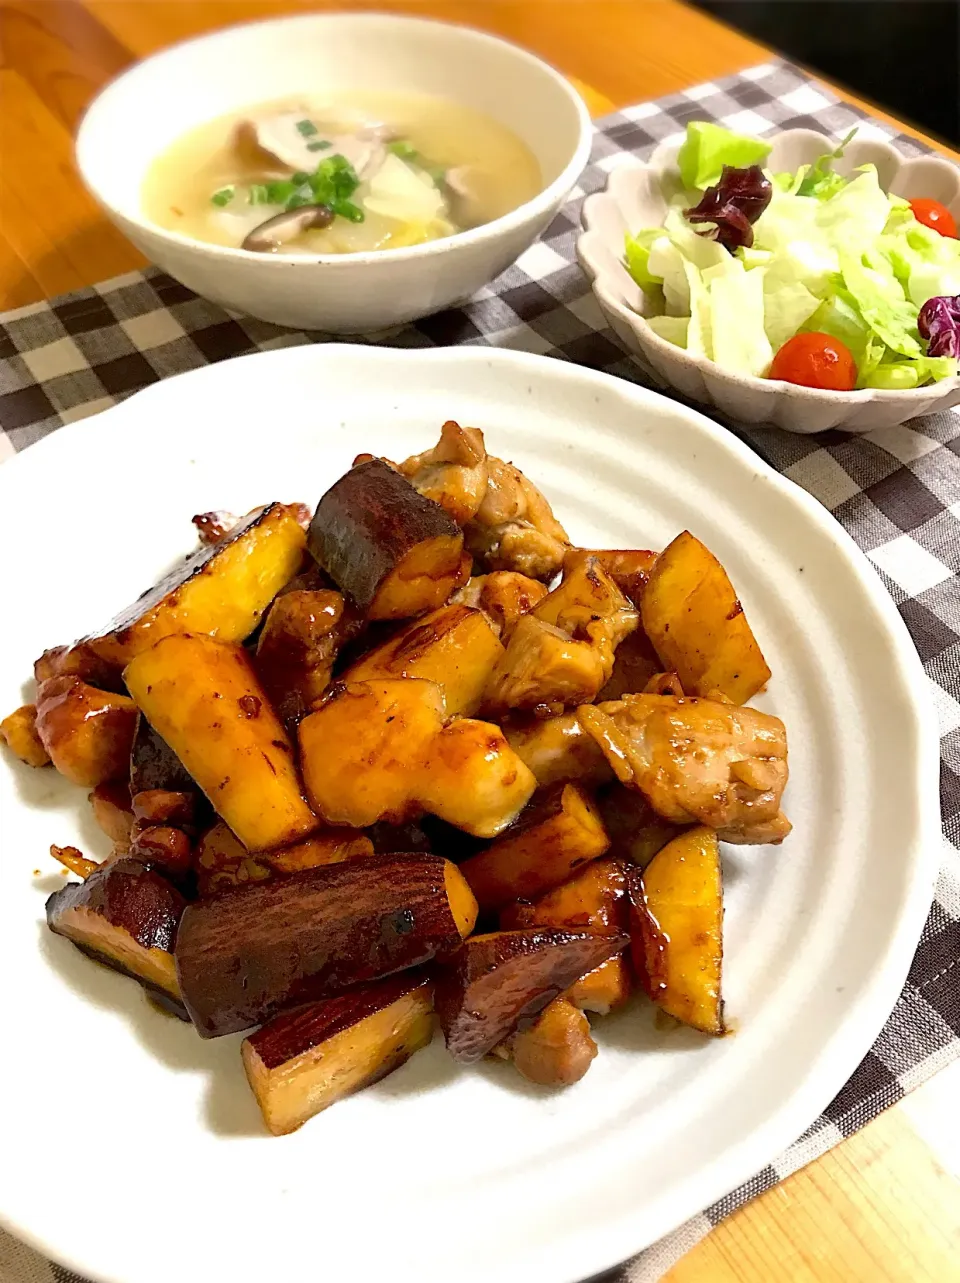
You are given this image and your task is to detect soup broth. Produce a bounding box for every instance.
[142,90,542,255]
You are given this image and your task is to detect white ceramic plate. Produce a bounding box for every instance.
[0,346,939,1283]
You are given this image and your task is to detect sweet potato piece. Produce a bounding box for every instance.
[124,634,317,853]
[344,604,504,716]
[85,503,306,665]
[299,679,535,837]
[46,857,186,1007]
[627,827,724,1035]
[194,822,273,895]
[308,458,466,620]
[641,531,771,704]
[35,677,137,786]
[128,712,197,796]
[500,857,630,1014]
[418,718,537,838]
[596,784,684,868]
[242,973,435,1135]
[90,781,134,850]
[460,784,610,911]
[452,573,549,640]
[505,997,598,1086]
[255,588,357,729]
[435,928,627,1063]
[175,853,477,1037]
[1,704,50,767]
[503,713,613,789]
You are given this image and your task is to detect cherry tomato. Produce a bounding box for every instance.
[769,332,857,391]
[909,198,958,239]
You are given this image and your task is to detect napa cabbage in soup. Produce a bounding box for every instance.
[142,91,543,255]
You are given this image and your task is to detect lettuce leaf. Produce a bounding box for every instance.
[646,315,689,347]
[838,248,923,357]
[676,122,772,190]
[624,228,663,287]
[703,257,772,375]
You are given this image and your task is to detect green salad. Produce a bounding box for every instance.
[625,122,960,390]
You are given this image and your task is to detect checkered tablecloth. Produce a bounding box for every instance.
[1,60,958,1283]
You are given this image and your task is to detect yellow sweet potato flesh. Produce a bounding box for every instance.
[461,784,610,910]
[88,503,306,665]
[345,604,504,716]
[0,704,50,767]
[124,634,317,853]
[242,978,435,1135]
[500,856,630,1014]
[641,531,770,704]
[630,826,724,1035]
[367,539,469,621]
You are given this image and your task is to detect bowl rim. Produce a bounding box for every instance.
[579,135,960,404]
[75,11,593,269]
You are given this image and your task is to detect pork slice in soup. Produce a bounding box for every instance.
[142,91,543,255]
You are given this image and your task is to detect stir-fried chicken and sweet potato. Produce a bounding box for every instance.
[4,420,788,1134]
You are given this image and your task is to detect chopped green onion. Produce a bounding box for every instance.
[210,187,235,207]
[247,184,271,206]
[287,189,315,210]
[291,171,309,185]
[388,140,418,160]
[425,165,447,187]
[296,119,318,137]
[332,199,365,224]
[306,140,332,152]
[265,179,297,205]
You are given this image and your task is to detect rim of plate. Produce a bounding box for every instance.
[0,345,942,1283]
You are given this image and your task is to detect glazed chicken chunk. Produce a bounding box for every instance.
[578,693,790,845]
[484,557,639,713]
[452,572,549,640]
[397,420,489,525]
[466,456,570,580]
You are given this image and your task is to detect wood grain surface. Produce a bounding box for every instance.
[2,2,960,1280]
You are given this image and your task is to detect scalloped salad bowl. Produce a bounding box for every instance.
[578,128,960,434]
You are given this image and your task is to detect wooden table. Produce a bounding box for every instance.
[2,2,960,1279]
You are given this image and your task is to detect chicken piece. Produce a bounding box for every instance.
[34,643,123,692]
[578,694,789,845]
[298,678,536,838]
[465,456,569,581]
[504,712,613,789]
[192,510,239,545]
[534,557,638,672]
[498,997,598,1086]
[453,572,549,640]
[255,588,358,729]
[397,421,489,525]
[562,548,658,607]
[194,822,273,896]
[484,558,638,713]
[597,628,662,700]
[35,677,138,787]
[1,704,50,767]
[90,782,134,851]
[484,617,606,714]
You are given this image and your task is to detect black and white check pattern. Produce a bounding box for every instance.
[0,61,957,1283]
